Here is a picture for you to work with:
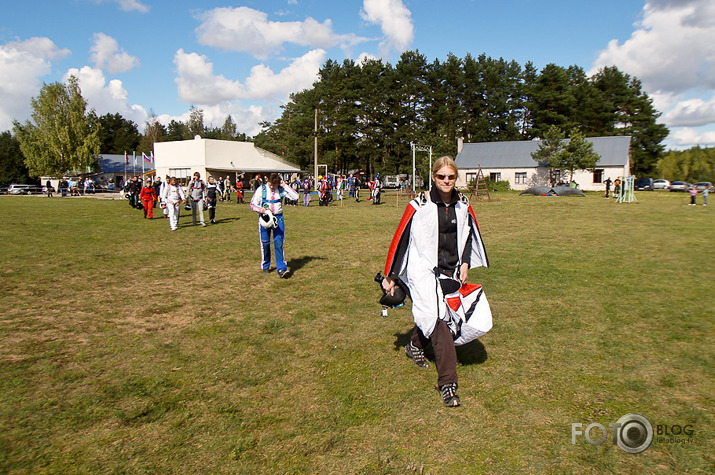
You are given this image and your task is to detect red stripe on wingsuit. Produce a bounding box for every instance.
[447,284,482,312]
[384,204,416,275]
[446,296,462,312]
[459,283,482,297]
[467,204,481,232]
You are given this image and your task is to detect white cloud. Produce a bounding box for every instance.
[244,49,325,100]
[0,37,70,130]
[360,0,414,56]
[662,95,715,127]
[63,66,147,127]
[90,33,140,74]
[670,127,715,147]
[590,2,715,93]
[173,49,246,104]
[195,6,366,59]
[590,0,715,147]
[171,47,325,136]
[92,0,149,13]
[356,52,379,65]
[174,48,323,104]
[154,103,276,138]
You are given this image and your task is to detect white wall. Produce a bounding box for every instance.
[154,138,207,182]
[458,166,629,191]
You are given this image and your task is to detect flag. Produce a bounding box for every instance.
[143,152,151,163]
[125,154,129,164]
[150,151,154,163]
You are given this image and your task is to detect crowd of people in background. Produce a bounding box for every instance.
[115,171,399,232]
[48,177,102,197]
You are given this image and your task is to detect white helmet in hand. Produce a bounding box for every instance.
[259,209,277,228]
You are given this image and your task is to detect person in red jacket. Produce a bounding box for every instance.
[139,179,157,219]
[235,177,245,203]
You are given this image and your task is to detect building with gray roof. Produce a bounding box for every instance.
[454,136,631,191]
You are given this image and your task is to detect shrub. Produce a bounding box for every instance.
[485,179,511,192]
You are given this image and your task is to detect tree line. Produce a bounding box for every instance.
[4,50,715,186]
[253,51,669,179]
[658,147,715,182]
[3,77,250,182]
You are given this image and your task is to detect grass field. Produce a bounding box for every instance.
[0,189,712,474]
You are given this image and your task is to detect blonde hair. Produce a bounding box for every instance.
[432,156,459,178]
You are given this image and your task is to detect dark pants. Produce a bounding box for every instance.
[411,320,457,387]
[208,199,217,221]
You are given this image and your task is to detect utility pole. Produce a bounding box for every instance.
[314,109,318,191]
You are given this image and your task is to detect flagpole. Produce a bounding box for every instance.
[142,153,145,176]
[133,151,136,175]
[124,150,127,183]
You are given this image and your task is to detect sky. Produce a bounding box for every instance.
[1,0,714,150]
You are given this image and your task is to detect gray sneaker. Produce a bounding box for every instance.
[405,342,429,368]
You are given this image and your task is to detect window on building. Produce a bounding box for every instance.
[551,169,561,184]
[466,172,477,187]
[169,168,191,179]
[489,172,501,182]
[515,172,527,184]
[593,169,604,183]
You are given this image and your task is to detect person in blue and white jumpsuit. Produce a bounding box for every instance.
[250,173,300,278]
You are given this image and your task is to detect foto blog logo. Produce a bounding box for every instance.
[572,413,653,454]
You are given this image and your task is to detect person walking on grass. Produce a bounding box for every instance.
[139,179,157,219]
[205,176,221,224]
[161,177,185,231]
[336,175,344,201]
[187,172,207,227]
[604,177,612,199]
[702,187,708,206]
[236,175,245,204]
[381,156,490,407]
[251,173,300,278]
[223,176,232,203]
[152,177,162,210]
[689,185,697,206]
[302,177,312,207]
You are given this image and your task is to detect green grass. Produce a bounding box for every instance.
[0,190,712,473]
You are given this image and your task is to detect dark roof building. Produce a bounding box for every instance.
[455,136,631,191]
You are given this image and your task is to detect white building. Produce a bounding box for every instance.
[454,136,631,191]
[154,137,301,184]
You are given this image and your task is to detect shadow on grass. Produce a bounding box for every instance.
[215,217,241,223]
[392,330,488,366]
[286,255,325,274]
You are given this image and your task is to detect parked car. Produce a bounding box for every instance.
[694,182,713,192]
[635,178,654,191]
[383,175,401,188]
[669,181,689,192]
[8,184,43,195]
[653,179,670,190]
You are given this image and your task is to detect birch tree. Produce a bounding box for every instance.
[13,75,101,177]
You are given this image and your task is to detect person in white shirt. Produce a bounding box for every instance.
[160,177,185,231]
[250,173,300,278]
